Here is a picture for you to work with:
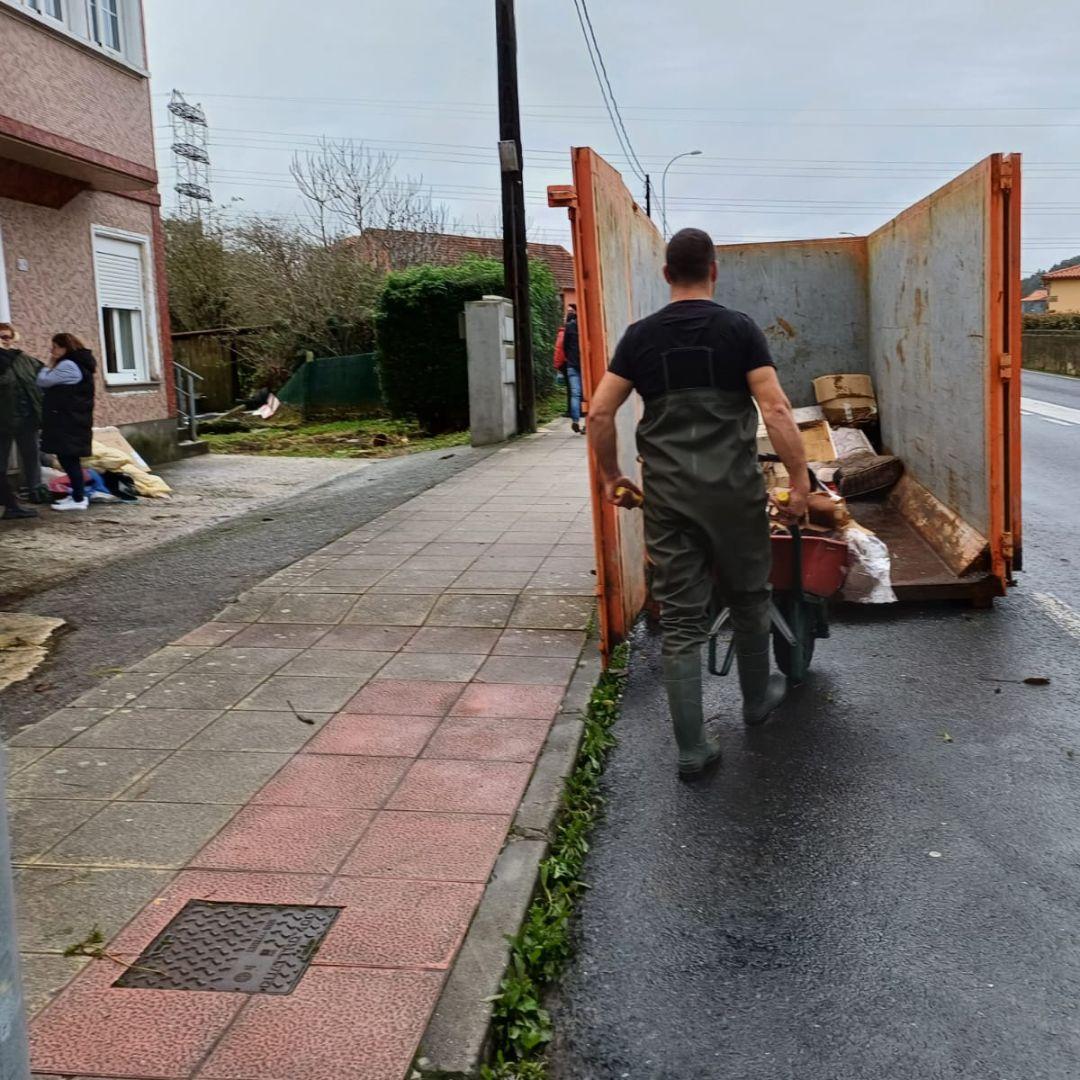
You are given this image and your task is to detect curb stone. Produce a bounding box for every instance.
[417,638,603,1078]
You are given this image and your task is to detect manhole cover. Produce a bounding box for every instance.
[114,900,340,994]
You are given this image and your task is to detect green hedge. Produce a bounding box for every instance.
[1024,312,1080,332]
[376,256,562,432]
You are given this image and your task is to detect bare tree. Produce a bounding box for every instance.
[290,139,452,268]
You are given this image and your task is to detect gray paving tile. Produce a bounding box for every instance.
[374,652,486,683]
[312,625,416,651]
[343,593,436,626]
[185,710,331,753]
[235,675,367,713]
[67,708,221,750]
[6,799,107,862]
[15,866,173,953]
[304,567,388,587]
[473,554,546,572]
[259,592,357,624]
[124,751,290,804]
[213,590,279,623]
[277,650,392,679]
[45,802,237,868]
[509,593,595,630]
[418,542,491,559]
[399,555,479,573]
[527,569,597,595]
[426,593,517,628]
[475,655,578,685]
[452,570,534,590]
[332,554,410,570]
[133,672,265,711]
[344,540,425,556]
[5,746,49,774]
[69,673,166,710]
[228,623,333,648]
[6,749,168,800]
[369,568,463,592]
[8,708,113,748]
[183,647,302,676]
[125,646,209,674]
[494,628,587,658]
[402,627,501,654]
[20,952,89,1016]
[172,621,247,648]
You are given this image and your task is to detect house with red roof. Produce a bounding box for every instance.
[1043,264,1080,313]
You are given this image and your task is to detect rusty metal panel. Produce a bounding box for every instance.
[712,239,870,406]
[867,161,993,537]
[564,149,666,658]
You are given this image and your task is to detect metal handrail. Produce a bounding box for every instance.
[172,361,204,441]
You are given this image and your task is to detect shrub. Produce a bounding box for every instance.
[376,256,566,432]
[1023,312,1080,332]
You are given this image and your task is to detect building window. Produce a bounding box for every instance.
[87,0,120,51]
[93,231,155,385]
[27,0,64,20]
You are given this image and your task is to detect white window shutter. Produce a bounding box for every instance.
[94,236,144,310]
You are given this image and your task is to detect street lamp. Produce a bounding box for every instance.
[661,150,702,240]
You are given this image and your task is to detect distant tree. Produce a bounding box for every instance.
[290,139,451,267]
[1021,254,1080,297]
[162,213,233,332]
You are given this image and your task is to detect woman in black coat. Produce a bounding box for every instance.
[37,332,96,512]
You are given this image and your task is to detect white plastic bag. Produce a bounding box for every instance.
[841,524,897,604]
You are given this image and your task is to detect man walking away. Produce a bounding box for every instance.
[563,304,584,434]
[588,228,809,778]
[0,347,38,520]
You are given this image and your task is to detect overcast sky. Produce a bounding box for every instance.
[146,0,1080,275]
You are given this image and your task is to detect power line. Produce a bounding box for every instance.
[569,0,646,183]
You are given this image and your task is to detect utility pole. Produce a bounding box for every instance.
[645,175,652,218]
[495,0,535,434]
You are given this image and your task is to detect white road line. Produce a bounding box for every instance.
[1020,397,1080,426]
[1033,592,1080,642]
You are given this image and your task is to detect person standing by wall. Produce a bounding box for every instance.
[563,304,584,434]
[0,323,47,504]
[37,333,97,512]
[0,346,38,520]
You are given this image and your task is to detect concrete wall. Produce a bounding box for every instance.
[0,5,153,169]
[1023,331,1080,377]
[0,190,172,432]
[713,239,869,407]
[1047,278,1080,314]
[867,161,992,536]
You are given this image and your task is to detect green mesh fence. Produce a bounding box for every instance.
[276,353,383,413]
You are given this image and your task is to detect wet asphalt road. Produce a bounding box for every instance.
[1,445,490,738]
[549,372,1080,1080]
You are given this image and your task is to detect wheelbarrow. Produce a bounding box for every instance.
[707,475,849,694]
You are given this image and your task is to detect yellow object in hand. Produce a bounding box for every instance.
[775,489,791,505]
[615,485,643,506]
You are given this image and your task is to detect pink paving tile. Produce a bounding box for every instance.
[340,811,509,882]
[423,715,552,762]
[173,622,246,648]
[190,805,373,874]
[388,759,533,814]
[451,682,565,720]
[304,713,439,757]
[316,877,483,969]
[197,966,443,1080]
[110,870,329,954]
[345,679,465,716]
[252,754,411,809]
[30,957,243,1079]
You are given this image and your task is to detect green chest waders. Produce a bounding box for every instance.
[635,345,783,774]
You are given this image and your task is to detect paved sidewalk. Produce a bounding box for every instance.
[5,424,592,1080]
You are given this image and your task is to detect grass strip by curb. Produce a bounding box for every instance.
[480,643,628,1080]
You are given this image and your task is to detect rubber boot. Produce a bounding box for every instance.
[736,633,787,726]
[663,652,722,778]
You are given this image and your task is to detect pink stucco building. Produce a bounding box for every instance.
[0,0,178,461]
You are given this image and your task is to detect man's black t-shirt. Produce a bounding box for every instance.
[608,299,773,400]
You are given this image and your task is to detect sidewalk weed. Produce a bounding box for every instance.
[481,644,628,1080]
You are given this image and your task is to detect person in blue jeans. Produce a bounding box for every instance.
[563,304,584,433]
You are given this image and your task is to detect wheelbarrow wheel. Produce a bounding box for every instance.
[772,595,815,684]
